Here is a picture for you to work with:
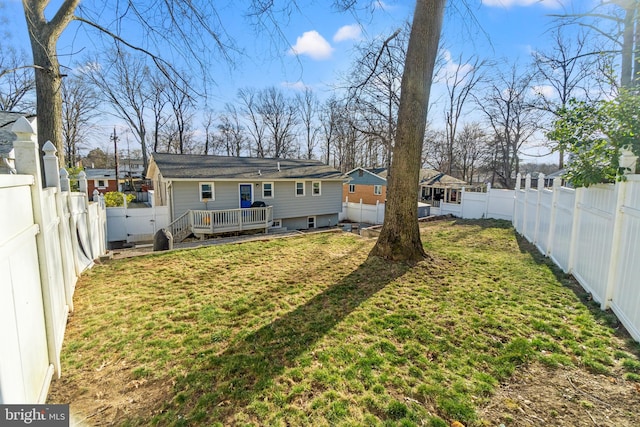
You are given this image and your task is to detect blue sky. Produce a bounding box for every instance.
[5,0,588,161]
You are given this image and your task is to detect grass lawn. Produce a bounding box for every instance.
[48,219,640,426]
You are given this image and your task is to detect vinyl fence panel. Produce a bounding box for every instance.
[0,175,52,403]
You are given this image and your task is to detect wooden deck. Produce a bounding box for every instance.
[168,207,273,242]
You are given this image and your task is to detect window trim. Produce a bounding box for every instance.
[307,216,316,229]
[272,219,282,228]
[312,181,321,196]
[348,184,355,193]
[262,182,274,198]
[373,184,382,195]
[199,182,215,201]
[97,179,106,188]
[295,181,305,197]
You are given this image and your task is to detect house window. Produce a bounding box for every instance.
[308,216,316,229]
[199,182,214,201]
[97,179,106,188]
[295,181,305,197]
[349,184,355,193]
[358,169,364,177]
[263,182,274,198]
[272,219,282,228]
[312,181,321,196]
[374,185,382,195]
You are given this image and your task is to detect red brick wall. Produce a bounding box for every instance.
[87,179,118,195]
[342,184,386,205]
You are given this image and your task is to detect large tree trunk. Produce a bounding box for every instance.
[370,0,446,262]
[23,0,80,166]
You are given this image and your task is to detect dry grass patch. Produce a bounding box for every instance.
[48,220,640,426]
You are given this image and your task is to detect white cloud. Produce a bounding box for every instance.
[532,85,556,98]
[289,31,334,60]
[372,1,394,11]
[481,0,566,8]
[281,81,308,91]
[434,50,475,84]
[333,24,362,42]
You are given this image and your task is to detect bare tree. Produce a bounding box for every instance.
[553,1,640,88]
[370,0,446,262]
[61,75,99,167]
[82,48,151,170]
[257,87,298,158]
[164,70,195,154]
[345,26,408,170]
[296,87,320,160]
[238,88,267,157]
[149,70,169,153]
[532,28,596,168]
[455,122,486,184]
[440,54,486,176]
[0,46,35,112]
[477,64,540,188]
[319,97,341,165]
[218,105,246,157]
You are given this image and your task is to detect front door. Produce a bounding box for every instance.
[239,184,253,208]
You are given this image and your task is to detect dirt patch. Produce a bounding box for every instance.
[50,358,171,426]
[478,363,640,426]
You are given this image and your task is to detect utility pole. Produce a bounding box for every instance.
[111,127,119,191]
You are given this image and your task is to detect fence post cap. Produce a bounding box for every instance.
[78,170,86,178]
[60,168,69,177]
[43,140,57,155]
[11,116,36,135]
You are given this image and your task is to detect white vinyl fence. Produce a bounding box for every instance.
[0,118,107,404]
[106,197,170,244]
[513,173,640,342]
[340,199,385,224]
[339,184,515,224]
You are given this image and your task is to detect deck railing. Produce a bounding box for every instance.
[167,206,274,240]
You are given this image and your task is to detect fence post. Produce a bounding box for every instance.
[513,173,522,229]
[484,183,492,219]
[59,168,70,192]
[533,173,544,245]
[602,180,628,310]
[11,117,62,378]
[78,171,87,194]
[42,141,61,190]
[460,187,466,218]
[567,186,584,274]
[546,177,561,257]
[523,174,531,238]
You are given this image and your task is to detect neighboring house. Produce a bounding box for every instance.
[419,171,469,204]
[147,153,347,239]
[84,168,120,194]
[343,167,388,204]
[119,158,145,178]
[0,112,37,174]
[343,166,468,205]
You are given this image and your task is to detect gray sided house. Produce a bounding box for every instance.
[147,153,347,239]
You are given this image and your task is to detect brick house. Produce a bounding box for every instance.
[342,167,388,204]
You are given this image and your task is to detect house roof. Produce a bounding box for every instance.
[349,167,465,186]
[0,112,37,156]
[84,168,119,179]
[149,153,347,181]
[420,171,466,186]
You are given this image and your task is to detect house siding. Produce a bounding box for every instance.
[283,213,338,230]
[346,171,386,186]
[170,180,343,222]
[342,184,387,205]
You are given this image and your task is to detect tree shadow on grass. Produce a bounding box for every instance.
[514,231,640,354]
[166,256,411,422]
